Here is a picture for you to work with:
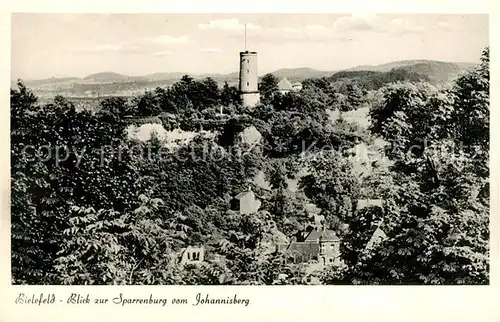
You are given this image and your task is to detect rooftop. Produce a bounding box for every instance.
[357,199,383,211]
[304,229,340,242]
[277,77,293,91]
[233,188,255,200]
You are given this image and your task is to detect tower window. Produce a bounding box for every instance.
[247,59,249,63]
[247,82,249,86]
[247,69,249,74]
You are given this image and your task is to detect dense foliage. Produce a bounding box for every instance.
[334,47,490,284]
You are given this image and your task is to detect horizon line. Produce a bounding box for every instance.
[12,58,480,82]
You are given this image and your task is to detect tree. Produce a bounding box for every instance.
[345,47,490,284]
[299,151,361,232]
[220,81,241,107]
[133,90,162,117]
[11,84,145,284]
[99,97,133,119]
[263,160,310,236]
[54,195,191,285]
[259,73,279,105]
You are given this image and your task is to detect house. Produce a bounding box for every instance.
[365,226,387,250]
[277,77,294,95]
[277,226,341,266]
[364,217,387,250]
[230,187,261,215]
[179,245,205,266]
[305,203,321,217]
[356,199,383,211]
[292,82,303,91]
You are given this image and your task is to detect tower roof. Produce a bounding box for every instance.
[277,77,293,91]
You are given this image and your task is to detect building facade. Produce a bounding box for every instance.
[231,188,261,215]
[179,245,205,266]
[239,51,260,107]
[277,77,294,95]
[277,227,342,266]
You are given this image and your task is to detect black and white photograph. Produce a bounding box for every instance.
[10,13,489,286]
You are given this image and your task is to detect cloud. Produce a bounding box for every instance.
[434,21,454,31]
[73,44,122,53]
[152,51,173,56]
[306,25,328,32]
[333,14,425,36]
[144,34,190,45]
[226,16,425,45]
[199,48,222,53]
[333,14,379,32]
[198,18,261,32]
[387,18,424,35]
[245,25,342,44]
[72,34,189,56]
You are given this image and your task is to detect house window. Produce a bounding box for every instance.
[306,277,311,283]
[193,252,200,261]
[187,252,191,260]
[329,258,333,263]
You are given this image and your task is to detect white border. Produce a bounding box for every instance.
[1,1,497,322]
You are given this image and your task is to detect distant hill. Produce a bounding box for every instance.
[82,72,135,83]
[346,60,475,72]
[142,72,189,82]
[268,68,334,83]
[18,77,80,87]
[329,68,430,90]
[345,60,476,83]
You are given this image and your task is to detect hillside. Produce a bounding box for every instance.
[82,72,135,83]
[398,61,475,83]
[329,68,430,90]
[345,60,475,84]
[269,68,334,82]
[346,59,475,72]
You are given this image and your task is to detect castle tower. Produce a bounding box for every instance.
[239,51,260,107]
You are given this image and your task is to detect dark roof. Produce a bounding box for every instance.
[123,116,162,125]
[304,229,340,242]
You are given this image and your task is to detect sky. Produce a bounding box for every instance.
[11,13,489,80]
